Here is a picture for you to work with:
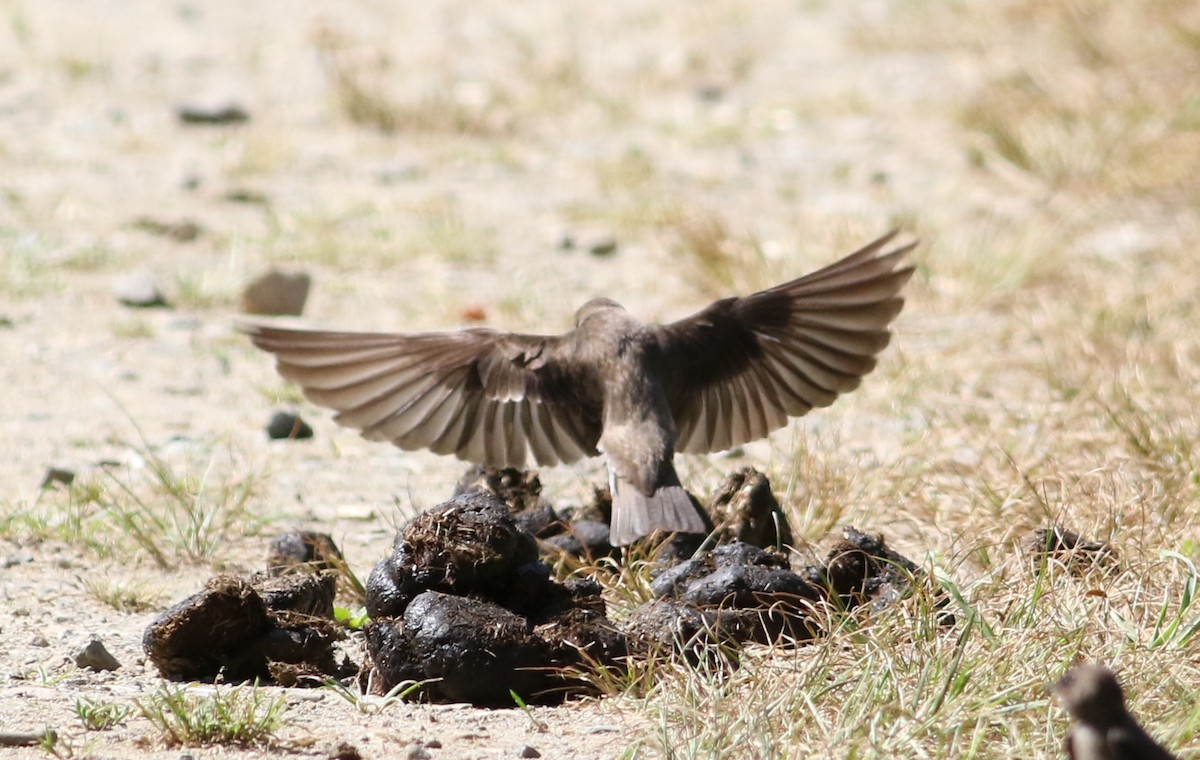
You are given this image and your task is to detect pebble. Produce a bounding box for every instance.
[328,742,362,760]
[30,636,49,647]
[405,744,432,760]
[112,270,168,308]
[223,188,269,205]
[1,554,33,568]
[241,269,312,316]
[39,467,75,489]
[176,101,250,125]
[74,636,121,671]
[519,746,541,758]
[0,733,51,748]
[266,411,314,440]
[132,217,203,243]
[560,230,618,257]
[585,235,618,256]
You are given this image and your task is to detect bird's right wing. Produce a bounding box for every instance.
[240,323,603,467]
[653,230,917,454]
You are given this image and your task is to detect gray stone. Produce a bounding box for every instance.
[2,553,33,568]
[241,269,312,316]
[405,745,432,760]
[113,270,168,308]
[266,411,314,440]
[74,636,121,671]
[39,467,75,489]
[559,229,618,257]
[519,746,541,758]
[176,102,250,125]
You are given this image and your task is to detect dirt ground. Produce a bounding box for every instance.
[3,0,1198,758]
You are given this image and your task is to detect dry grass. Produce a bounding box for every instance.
[602,0,1200,755]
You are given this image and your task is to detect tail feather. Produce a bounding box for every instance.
[609,480,709,546]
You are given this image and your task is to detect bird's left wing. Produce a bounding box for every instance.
[653,230,916,454]
[240,323,603,468]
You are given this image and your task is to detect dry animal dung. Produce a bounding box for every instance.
[143,573,348,684]
[705,467,794,549]
[1023,526,1116,574]
[362,492,629,704]
[268,530,345,576]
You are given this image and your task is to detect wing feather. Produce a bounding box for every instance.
[657,231,915,454]
[239,322,602,467]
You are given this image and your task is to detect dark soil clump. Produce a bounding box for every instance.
[362,492,628,704]
[705,467,794,549]
[1023,526,1116,574]
[805,526,924,610]
[143,573,349,684]
[267,531,346,576]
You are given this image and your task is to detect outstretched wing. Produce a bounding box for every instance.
[654,230,916,454]
[240,323,603,467]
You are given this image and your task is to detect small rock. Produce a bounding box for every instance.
[328,742,363,760]
[424,739,443,749]
[223,188,269,205]
[39,467,75,489]
[459,305,487,322]
[74,636,121,671]
[266,411,314,440]
[30,636,49,647]
[405,744,432,760]
[519,746,541,758]
[0,733,53,747]
[267,531,344,575]
[176,102,250,125]
[113,270,168,308]
[2,553,33,568]
[241,269,312,316]
[132,217,203,243]
[560,230,618,257]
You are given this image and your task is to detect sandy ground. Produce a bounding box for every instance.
[4,0,1181,757]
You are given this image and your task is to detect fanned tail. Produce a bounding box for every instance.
[608,468,710,546]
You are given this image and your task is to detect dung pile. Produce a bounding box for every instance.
[143,570,351,685]
[626,526,938,656]
[140,467,942,702]
[362,491,626,705]
[1022,526,1116,575]
[453,464,619,561]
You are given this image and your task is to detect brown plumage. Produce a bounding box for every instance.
[1052,664,1177,760]
[241,230,916,545]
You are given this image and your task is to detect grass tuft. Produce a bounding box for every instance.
[135,685,289,748]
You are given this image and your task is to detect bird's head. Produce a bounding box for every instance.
[1052,663,1128,724]
[574,297,625,328]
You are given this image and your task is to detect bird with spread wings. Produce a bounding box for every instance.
[242,230,916,545]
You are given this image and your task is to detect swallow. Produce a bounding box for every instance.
[241,230,915,545]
